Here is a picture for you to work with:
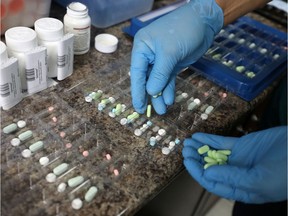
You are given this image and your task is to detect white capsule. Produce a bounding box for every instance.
[17,120,26,128]
[108,97,115,103]
[194,98,201,104]
[169,141,176,149]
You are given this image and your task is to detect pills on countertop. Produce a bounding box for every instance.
[17,120,26,128]
[85,186,98,202]
[72,198,83,210]
[106,154,111,160]
[29,141,44,153]
[18,130,33,141]
[11,138,21,146]
[3,123,18,134]
[53,163,69,176]
[113,169,119,176]
[46,173,57,183]
[82,150,89,157]
[39,157,49,166]
[57,182,67,193]
[68,176,84,187]
[22,149,32,158]
[162,147,170,155]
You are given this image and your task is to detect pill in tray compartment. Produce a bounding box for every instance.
[192,16,287,101]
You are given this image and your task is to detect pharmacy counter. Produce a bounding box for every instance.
[1,1,286,216]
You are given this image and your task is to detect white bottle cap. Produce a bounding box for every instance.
[0,41,8,63]
[34,18,64,41]
[67,2,88,17]
[95,34,118,53]
[5,27,37,52]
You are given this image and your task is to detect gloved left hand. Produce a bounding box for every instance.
[182,126,287,204]
[130,0,223,114]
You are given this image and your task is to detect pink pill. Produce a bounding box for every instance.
[82,150,89,157]
[48,106,54,112]
[222,93,227,98]
[106,154,111,160]
[52,116,57,123]
[113,169,119,176]
[204,92,209,97]
[60,131,66,138]
[66,143,72,148]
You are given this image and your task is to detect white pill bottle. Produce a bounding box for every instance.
[64,2,91,55]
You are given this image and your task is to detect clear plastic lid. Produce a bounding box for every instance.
[5,27,37,52]
[34,18,64,41]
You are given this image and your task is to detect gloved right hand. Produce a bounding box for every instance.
[130,0,223,114]
[182,126,287,204]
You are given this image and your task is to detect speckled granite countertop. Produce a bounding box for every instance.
[1,1,286,216]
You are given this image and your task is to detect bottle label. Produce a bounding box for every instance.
[25,46,48,95]
[57,33,74,81]
[0,57,23,110]
[65,25,90,54]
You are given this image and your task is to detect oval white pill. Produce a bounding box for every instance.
[57,182,67,193]
[85,96,92,103]
[201,113,208,120]
[162,147,171,155]
[158,129,166,136]
[71,198,83,210]
[134,129,142,137]
[17,120,26,128]
[120,118,127,125]
[22,149,31,158]
[194,98,201,104]
[46,173,56,183]
[39,157,49,166]
[11,138,21,146]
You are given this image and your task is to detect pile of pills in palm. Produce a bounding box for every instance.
[197,145,231,169]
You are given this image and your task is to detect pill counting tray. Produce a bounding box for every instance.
[191,16,287,101]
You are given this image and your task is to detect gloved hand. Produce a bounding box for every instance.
[182,126,287,204]
[130,0,223,114]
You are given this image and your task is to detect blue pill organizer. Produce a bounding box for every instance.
[191,16,287,101]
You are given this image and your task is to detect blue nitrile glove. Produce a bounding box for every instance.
[182,126,287,204]
[130,0,223,114]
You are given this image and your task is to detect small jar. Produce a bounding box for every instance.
[5,27,37,92]
[34,17,64,78]
[64,2,91,55]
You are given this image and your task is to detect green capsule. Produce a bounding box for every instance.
[204,163,215,169]
[217,150,231,156]
[215,152,228,161]
[3,123,18,134]
[53,163,69,176]
[85,186,98,202]
[68,176,84,187]
[197,145,210,155]
[29,141,44,153]
[204,156,217,164]
[18,130,33,141]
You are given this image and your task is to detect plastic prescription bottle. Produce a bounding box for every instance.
[5,27,37,92]
[34,17,64,78]
[64,2,91,55]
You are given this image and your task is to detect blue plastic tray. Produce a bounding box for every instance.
[191,16,287,101]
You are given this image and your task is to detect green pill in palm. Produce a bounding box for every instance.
[217,150,231,156]
[215,152,228,161]
[198,145,210,155]
[204,163,215,169]
[204,156,217,164]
